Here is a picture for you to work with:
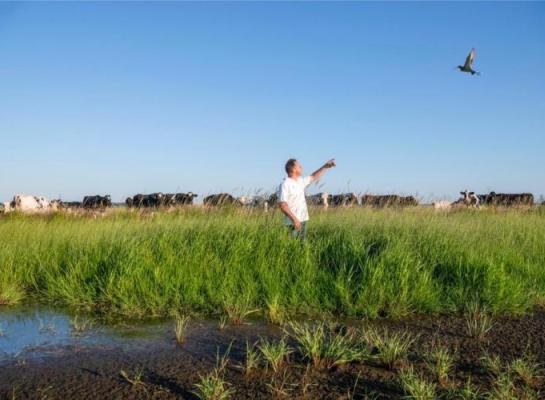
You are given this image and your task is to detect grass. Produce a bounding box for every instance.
[398,366,436,399]
[258,337,292,373]
[174,313,190,344]
[488,371,516,400]
[119,368,145,387]
[0,279,23,306]
[242,341,261,375]
[425,344,454,386]
[193,345,234,400]
[222,297,259,325]
[464,301,494,340]
[287,321,366,369]
[362,326,416,369]
[510,354,541,388]
[481,353,503,377]
[218,315,228,330]
[0,207,544,318]
[266,295,286,325]
[69,315,93,337]
[193,372,234,400]
[451,377,481,400]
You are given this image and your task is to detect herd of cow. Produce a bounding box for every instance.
[0,190,538,214]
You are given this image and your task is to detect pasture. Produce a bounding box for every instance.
[1,206,544,318]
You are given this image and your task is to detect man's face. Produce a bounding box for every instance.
[293,160,303,176]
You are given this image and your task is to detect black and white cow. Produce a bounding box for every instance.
[361,194,419,208]
[306,193,330,209]
[127,193,164,208]
[3,195,59,213]
[82,195,112,209]
[203,193,242,207]
[238,195,269,211]
[478,192,534,207]
[456,190,480,208]
[330,193,359,207]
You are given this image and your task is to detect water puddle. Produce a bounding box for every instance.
[0,306,173,364]
[0,306,281,366]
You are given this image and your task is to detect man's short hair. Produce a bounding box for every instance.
[285,158,297,175]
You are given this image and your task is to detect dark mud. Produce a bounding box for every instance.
[1,309,545,399]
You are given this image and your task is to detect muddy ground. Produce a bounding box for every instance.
[1,311,545,399]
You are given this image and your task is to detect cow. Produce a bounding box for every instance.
[1,202,11,213]
[173,192,198,206]
[203,193,242,207]
[2,201,14,213]
[238,195,269,211]
[399,196,419,207]
[361,194,419,208]
[82,195,112,209]
[454,190,480,208]
[161,193,177,207]
[306,192,330,209]
[477,192,534,207]
[4,195,58,213]
[59,201,83,209]
[127,193,164,208]
[268,193,278,208]
[433,200,452,210]
[330,193,359,207]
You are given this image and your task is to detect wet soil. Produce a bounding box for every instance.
[1,311,545,399]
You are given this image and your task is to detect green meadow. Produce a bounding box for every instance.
[1,207,544,319]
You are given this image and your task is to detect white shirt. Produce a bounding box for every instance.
[278,176,312,225]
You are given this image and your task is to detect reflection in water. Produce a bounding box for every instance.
[0,306,171,362]
[0,306,282,367]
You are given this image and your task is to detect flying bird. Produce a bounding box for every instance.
[457,48,480,75]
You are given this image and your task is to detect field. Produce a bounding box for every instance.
[1,206,544,318]
[2,206,545,399]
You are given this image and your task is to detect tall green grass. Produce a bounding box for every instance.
[0,207,544,318]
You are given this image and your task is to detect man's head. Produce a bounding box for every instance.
[285,158,302,178]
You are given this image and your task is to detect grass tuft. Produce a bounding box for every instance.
[223,299,259,326]
[425,344,454,386]
[489,371,516,400]
[0,280,24,306]
[362,326,415,369]
[119,368,145,387]
[511,353,541,388]
[258,337,292,373]
[398,366,436,400]
[174,313,190,344]
[266,296,286,325]
[193,345,234,400]
[481,353,503,377]
[464,301,494,340]
[243,341,261,375]
[288,321,366,369]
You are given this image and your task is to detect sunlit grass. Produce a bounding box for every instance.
[288,321,366,369]
[362,326,416,369]
[0,207,544,318]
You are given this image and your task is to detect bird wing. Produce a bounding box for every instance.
[464,48,476,68]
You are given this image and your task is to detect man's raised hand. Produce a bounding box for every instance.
[324,159,336,168]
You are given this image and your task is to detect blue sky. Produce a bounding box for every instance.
[1,2,544,202]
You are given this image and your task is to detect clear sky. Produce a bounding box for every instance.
[1,2,544,203]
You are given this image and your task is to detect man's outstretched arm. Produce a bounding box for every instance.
[310,158,336,183]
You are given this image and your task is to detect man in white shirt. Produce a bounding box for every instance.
[278,158,336,239]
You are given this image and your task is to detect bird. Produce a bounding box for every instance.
[457,48,480,75]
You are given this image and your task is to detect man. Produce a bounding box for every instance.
[278,158,336,240]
